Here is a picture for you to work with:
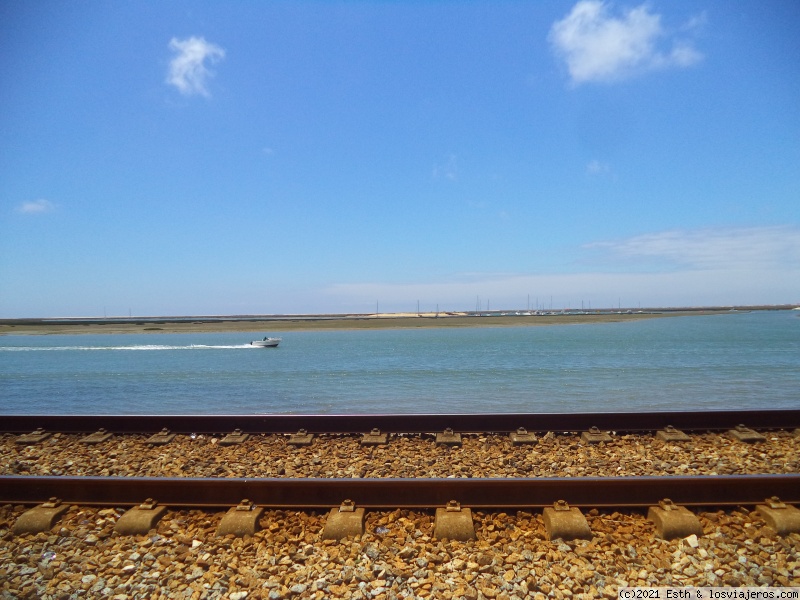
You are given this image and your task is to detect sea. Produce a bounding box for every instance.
[1,310,798,415]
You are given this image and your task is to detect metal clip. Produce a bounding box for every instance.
[659,498,677,511]
[766,496,787,510]
[42,497,62,509]
[553,499,571,512]
[235,499,254,511]
[339,499,356,513]
[139,498,158,510]
[446,500,462,512]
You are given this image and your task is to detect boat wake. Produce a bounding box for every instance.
[1,344,259,352]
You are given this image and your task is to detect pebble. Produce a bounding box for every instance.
[2,430,798,479]
[684,534,700,548]
[2,430,798,598]
[2,504,799,599]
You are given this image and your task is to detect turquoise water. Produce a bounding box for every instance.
[1,311,798,415]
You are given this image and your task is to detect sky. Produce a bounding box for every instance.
[1,0,799,317]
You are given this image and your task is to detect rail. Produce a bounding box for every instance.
[3,474,799,509]
[3,409,800,434]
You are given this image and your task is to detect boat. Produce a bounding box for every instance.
[250,336,281,347]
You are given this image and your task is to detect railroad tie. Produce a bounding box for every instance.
[655,425,690,442]
[542,500,592,541]
[80,428,113,444]
[581,427,612,444]
[15,428,51,445]
[361,428,388,446]
[435,428,462,446]
[509,427,537,445]
[728,424,766,443]
[288,429,314,446]
[755,497,800,536]
[322,500,365,540]
[114,498,168,535]
[217,499,264,537]
[433,500,476,541]
[12,497,68,535]
[146,428,176,446]
[647,498,704,540]
[219,429,250,446]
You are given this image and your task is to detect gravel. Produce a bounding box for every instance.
[2,431,798,597]
[2,504,799,599]
[2,431,798,478]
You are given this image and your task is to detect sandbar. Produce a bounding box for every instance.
[0,309,735,335]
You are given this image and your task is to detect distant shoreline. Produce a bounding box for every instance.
[0,306,788,335]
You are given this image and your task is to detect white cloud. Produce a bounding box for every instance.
[586,159,611,175]
[549,1,703,84]
[323,226,800,310]
[16,199,55,214]
[166,36,225,97]
[432,154,458,181]
[587,226,800,270]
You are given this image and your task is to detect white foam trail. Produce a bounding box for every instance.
[1,344,257,352]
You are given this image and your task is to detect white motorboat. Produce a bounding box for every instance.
[251,336,281,347]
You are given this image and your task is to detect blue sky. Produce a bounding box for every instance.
[1,0,799,317]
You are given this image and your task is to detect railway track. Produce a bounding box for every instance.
[3,409,799,510]
[3,410,800,597]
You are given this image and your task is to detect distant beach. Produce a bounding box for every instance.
[0,309,744,335]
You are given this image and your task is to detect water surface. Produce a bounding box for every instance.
[1,311,798,414]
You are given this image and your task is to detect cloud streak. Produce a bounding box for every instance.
[549,1,703,84]
[432,153,458,181]
[323,227,800,310]
[16,199,55,214]
[587,226,800,270]
[586,159,611,175]
[166,36,225,97]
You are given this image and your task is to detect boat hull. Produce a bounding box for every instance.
[251,338,281,347]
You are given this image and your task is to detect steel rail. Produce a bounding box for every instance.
[2,474,798,509]
[2,409,800,434]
